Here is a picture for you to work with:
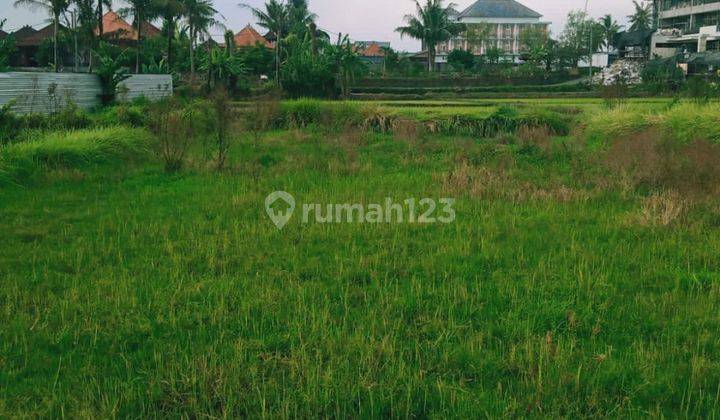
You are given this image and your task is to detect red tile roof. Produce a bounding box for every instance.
[97,11,160,41]
[360,42,385,57]
[234,25,272,48]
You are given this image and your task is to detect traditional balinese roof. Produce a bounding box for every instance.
[234,25,272,48]
[456,0,542,19]
[97,11,160,40]
[354,41,390,57]
[11,25,38,42]
[15,24,61,47]
[139,21,161,38]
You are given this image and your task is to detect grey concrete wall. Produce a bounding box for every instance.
[0,72,173,115]
[0,72,102,115]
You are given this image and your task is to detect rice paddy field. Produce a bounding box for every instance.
[2,98,720,417]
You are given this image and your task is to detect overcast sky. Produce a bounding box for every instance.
[2,0,639,51]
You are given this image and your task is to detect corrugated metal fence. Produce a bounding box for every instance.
[0,72,173,115]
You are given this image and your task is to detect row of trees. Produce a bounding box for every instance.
[8,0,366,97]
[395,0,655,73]
[13,0,219,75]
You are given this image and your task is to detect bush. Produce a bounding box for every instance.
[0,104,92,144]
[0,127,152,185]
[148,98,200,173]
[0,105,20,144]
[92,104,149,127]
[280,99,362,129]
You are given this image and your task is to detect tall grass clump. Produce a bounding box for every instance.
[281,99,362,129]
[584,105,652,148]
[0,127,152,185]
[0,104,93,144]
[585,102,720,148]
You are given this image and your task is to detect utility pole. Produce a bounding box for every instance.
[584,0,593,81]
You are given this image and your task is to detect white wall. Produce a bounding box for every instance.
[0,72,173,115]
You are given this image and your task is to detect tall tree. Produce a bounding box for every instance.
[14,0,70,72]
[286,0,316,36]
[184,0,218,82]
[96,0,110,37]
[241,0,288,86]
[560,10,604,66]
[122,0,157,73]
[156,0,183,71]
[628,0,652,32]
[598,14,622,52]
[396,0,465,72]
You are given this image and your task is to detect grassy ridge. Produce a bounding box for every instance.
[0,127,152,186]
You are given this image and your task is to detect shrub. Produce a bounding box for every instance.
[148,98,199,173]
[92,104,149,127]
[209,88,237,171]
[280,99,362,129]
[0,105,20,144]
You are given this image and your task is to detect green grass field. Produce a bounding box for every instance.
[2,99,720,417]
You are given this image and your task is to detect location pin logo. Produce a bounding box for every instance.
[265,191,296,230]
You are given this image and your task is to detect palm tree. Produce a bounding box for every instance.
[183,0,219,82]
[123,0,157,73]
[628,0,652,32]
[598,14,622,52]
[241,0,288,86]
[156,0,184,71]
[396,0,465,72]
[96,0,111,37]
[286,0,316,36]
[14,0,70,72]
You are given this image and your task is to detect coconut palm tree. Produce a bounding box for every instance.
[396,0,465,72]
[96,0,111,37]
[628,0,652,32]
[286,0,316,36]
[183,0,219,82]
[122,0,158,73]
[14,0,70,72]
[598,14,622,52]
[241,0,288,86]
[156,0,184,71]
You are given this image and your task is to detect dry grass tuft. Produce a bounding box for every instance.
[517,126,554,154]
[603,129,720,197]
[437,160,591,203]
[637,191,688,227]
[392,118,422,144]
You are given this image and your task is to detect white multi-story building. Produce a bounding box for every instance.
[436,0,550,64]
[651,0,720,57]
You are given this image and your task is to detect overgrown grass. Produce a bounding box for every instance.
[0,127,152,185]
[2,100,720,417]
[585,102,720,147]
